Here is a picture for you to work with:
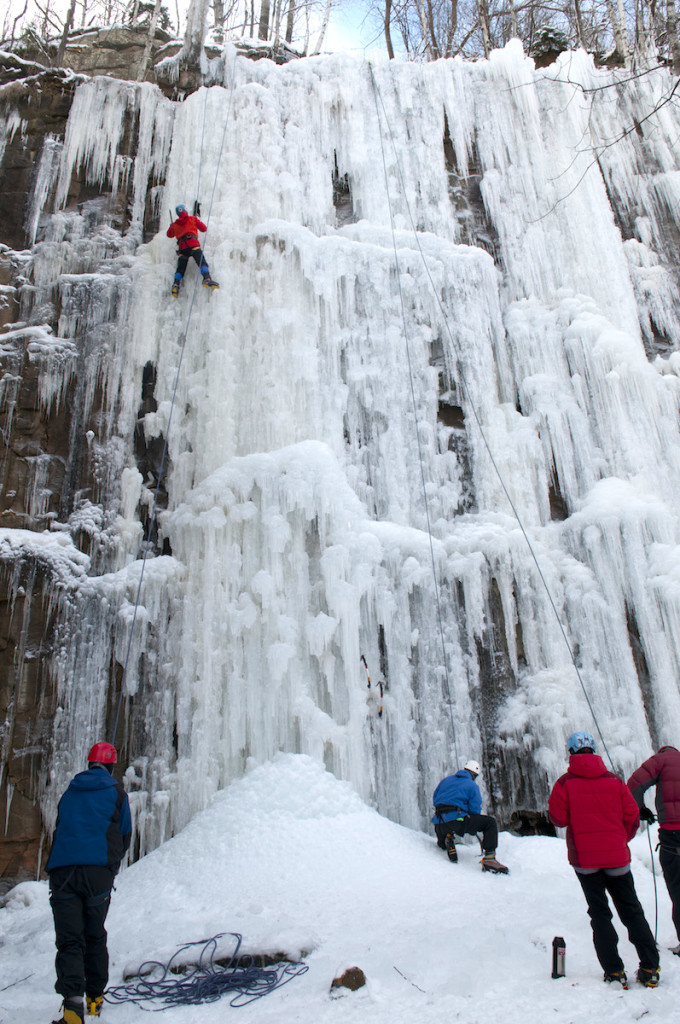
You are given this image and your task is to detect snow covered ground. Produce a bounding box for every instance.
[0,753,677,1023]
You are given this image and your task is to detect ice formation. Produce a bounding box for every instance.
[4,41,680,857]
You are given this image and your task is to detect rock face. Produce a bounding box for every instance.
[0,60,71,885]
[12,25,301,95]
[0,60,82,251]
[0,561,59,882]
[0,43,149,887]
[13,25,173,85]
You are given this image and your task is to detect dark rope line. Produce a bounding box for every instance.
[369,63,459,768]
[646,821,659,942]
[194,85,209,210]
[368,62,614,771]
[112,56,238,745]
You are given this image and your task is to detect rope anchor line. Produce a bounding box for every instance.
[369,63,459,766]
[111,64,238,747]
[367,61,613,771]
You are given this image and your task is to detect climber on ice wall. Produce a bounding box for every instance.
[431,759,509,873]
[167,204,218,295]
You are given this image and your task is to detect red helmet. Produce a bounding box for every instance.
[88,742,117,764]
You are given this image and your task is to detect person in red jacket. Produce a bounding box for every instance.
[548,731,659,988]
[166,204,218,296]
[628,745,680,954]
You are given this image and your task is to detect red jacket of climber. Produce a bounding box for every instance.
[548,751,640,869]
[167,208,207,251]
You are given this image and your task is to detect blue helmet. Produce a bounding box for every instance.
[175,204,187,216]
[567,731,596,754]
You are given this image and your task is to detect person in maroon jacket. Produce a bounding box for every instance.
[548,731,659,988]
[167,204,218,296]
[628,745,680,954]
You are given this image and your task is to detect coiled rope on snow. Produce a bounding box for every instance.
[104,932,308,1010]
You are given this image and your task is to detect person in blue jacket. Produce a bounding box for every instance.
[47,742,132,1024]
[432,759,509,873]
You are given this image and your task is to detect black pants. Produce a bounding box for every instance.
[434,814,498,854]
[175,246,209,280]
[49,865,114,1000]
[659,829,680,942]
[576,869,658,974]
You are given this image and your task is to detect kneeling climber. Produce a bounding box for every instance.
[432,759,509,873]
[167,204,218,295]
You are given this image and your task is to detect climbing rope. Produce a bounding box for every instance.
[645,821,659,941]
[194,85,209,212]
[104,932,308,1010]
[368,63,614,771]
[369,64,459,768]
[111,56,238,746]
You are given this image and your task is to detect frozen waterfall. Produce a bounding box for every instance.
[3,40,680,862]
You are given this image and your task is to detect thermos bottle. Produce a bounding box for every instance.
[552,936,566,978]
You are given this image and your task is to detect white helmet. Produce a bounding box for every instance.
[464,759,481,776]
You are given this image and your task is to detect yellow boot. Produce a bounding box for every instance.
[52,1000,84,1024]
[86,996,104,1017]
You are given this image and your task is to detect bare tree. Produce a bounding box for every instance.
[612,0,632,62]
[311,0,332,51]
[2,0,28,48]
[384,0,396,55]
[258,0,270,37]
[574,0,586,46]
[478,0,492,53]
[179,0,211,61]
[56,0,77,64]
[214,0,226,39]
[285,0,296,41]
[666,0,680,69]
[137,0,163,79]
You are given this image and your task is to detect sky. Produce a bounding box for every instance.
[2,0,387,57]
[0,753,676,1024]
[324,2,387,58]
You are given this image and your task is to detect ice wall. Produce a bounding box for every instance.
[5,42,680,856]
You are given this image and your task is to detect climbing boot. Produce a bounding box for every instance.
[481,851,509,874]
[52,999,84,1024]
[445,834,458,863]
[670,943,680,956]
[636,966,660,988]
[171,281,180,297]
[202,276,219,289]
[86,995,104,1017]
[603,970,628,988]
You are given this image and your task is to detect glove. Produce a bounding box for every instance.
[639,806,656,823]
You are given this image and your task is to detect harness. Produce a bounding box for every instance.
[177,234,200,252]
[434,804,465,821]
